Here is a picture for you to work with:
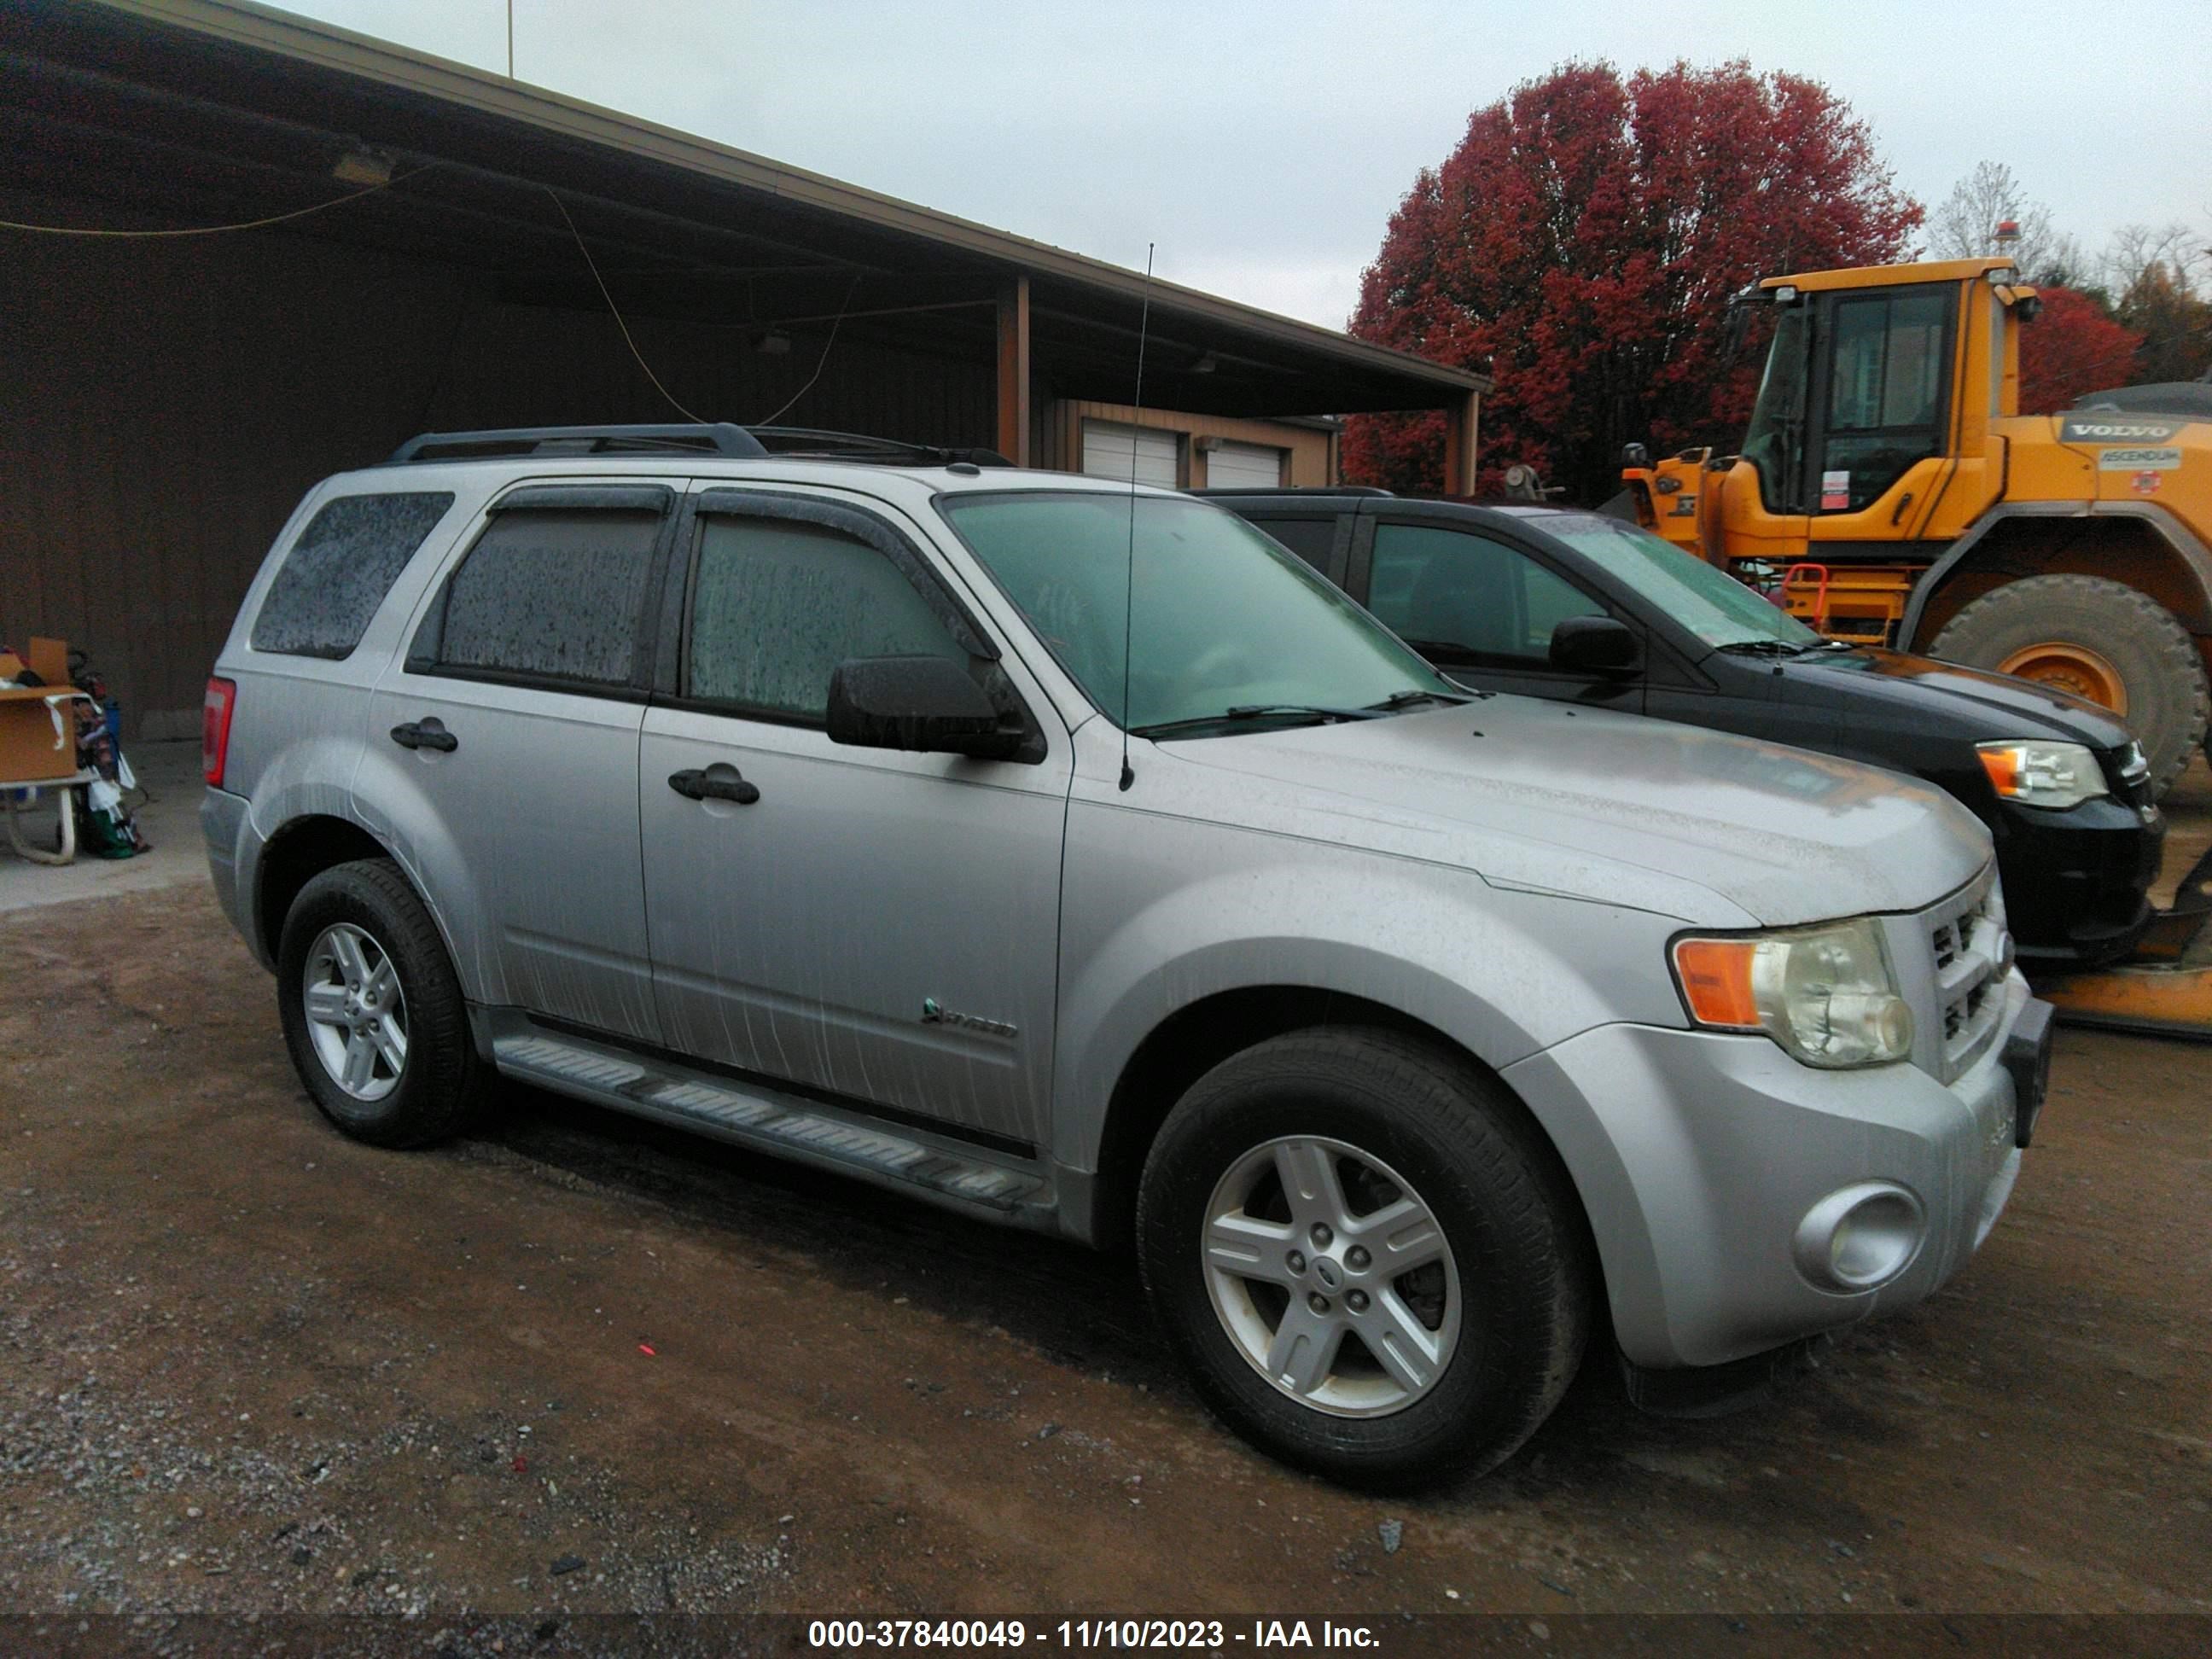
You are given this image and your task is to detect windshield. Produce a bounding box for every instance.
[940,491,1451,733]
[1540,514,1821,650]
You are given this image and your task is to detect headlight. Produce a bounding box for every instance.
[1671,917,1913,1068]
[1976,740,2107,809]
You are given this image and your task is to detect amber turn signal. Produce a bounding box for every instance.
[1669,938,1761,1030]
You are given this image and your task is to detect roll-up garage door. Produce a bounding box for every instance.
[1082,422,1179,488]
[1204,440,1284,489]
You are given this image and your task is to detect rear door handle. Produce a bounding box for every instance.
[390,719,458,753]
[668,767,760,805]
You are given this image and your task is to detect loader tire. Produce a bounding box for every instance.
[1930,574,2209,799]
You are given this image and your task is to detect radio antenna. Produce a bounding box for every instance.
[1119,242,1155,793]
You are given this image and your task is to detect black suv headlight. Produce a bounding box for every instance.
[1976,740,2109,810]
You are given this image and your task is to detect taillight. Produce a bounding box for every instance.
[202,677,236,787]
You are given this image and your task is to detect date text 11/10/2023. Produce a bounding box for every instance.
[806,1620,1383,1650]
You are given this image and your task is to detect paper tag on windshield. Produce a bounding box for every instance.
[1819,469,1850,510]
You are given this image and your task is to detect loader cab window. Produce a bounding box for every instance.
[1741,304,1809,516]
[1812,286,1953,514]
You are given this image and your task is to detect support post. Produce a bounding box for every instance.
[995,276,1031,466]
[1441,393,1480,497]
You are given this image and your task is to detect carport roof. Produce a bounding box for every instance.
[2,0,1489,419]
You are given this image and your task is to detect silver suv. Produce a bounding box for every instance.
[202,424,2053,1487]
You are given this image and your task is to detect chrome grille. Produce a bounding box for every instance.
[1927,869,2008,1082]
[2113,742,2154,808]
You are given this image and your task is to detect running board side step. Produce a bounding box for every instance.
[489,1022,1057,1226]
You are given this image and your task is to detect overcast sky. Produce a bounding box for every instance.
[280,0,2210,329]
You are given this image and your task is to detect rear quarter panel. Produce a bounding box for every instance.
[208,474,488,965]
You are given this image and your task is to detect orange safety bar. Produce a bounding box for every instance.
[1778,562,1832,631]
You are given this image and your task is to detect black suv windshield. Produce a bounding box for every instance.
[1540,515,1821,650]
[942,492,1451,733]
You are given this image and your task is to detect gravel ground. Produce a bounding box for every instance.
[1,802,2208,1653]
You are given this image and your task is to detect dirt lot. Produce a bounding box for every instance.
[2,780,2208,1650]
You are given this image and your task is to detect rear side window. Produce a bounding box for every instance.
[1251,517,1340,576]
[419,508,661,688]
[251,492,454,658]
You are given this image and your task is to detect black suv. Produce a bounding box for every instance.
[1207,490,2163,969]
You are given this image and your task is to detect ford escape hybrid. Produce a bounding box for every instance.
[204,423,2054,1487]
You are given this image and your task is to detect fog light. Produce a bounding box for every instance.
[1793,1182,1926,1292]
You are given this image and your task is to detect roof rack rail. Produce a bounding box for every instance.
[748,426,1015,468]
[1189,485,1395,498]
[387,423,768,463]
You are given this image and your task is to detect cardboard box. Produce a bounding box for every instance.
[0,637,86,783]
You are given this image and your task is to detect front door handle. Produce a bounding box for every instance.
[390,719,458,753]
[668,767,760,806]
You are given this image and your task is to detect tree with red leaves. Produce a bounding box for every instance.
[1347,61,1924,502]
[2018,287,2145,414]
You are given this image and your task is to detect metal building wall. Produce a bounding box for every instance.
[0,192,996,738]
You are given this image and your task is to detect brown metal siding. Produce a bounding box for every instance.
[1,192,993,736]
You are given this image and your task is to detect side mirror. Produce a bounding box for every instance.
[1550,615,1643,677]
[826,655,1022,760]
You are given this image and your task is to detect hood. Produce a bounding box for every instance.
[1161,696,1991,928]
[1781,648,2138,748]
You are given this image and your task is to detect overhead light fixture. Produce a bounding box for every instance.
[1189,350,1219,375]
[331,147,394,188]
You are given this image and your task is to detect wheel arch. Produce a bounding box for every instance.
[1902,503,2212,655]
[257,812,494,1062]
[255,814,391,963]
[1083,987,1598,1275]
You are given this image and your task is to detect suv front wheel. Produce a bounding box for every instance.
[1136,1027,1589,1488]
[276,858,485,1148]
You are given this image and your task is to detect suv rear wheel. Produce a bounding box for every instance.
[276,858,485,1148]
[1136,1027,1589,1488]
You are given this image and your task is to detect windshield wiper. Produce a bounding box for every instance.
[1365,687,1474,712]
[1714,638,1816,657]
[1131,703,1387,740]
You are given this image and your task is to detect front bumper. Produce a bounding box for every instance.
[1994,793,2163,967]
[1502,970,2040,1371]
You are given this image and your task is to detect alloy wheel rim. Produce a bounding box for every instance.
[1995,641,2128,714]
[302,923,408,1103]
[1202,1134,1461,1417]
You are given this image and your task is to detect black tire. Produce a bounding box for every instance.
[1929,573,2210,798]
[275,857,486,1148]
[1136,1027,1591,1490]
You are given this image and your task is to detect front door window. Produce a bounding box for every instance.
[1365,524,1606,670]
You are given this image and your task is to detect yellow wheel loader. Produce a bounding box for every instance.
[1621,256,2212,1037]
